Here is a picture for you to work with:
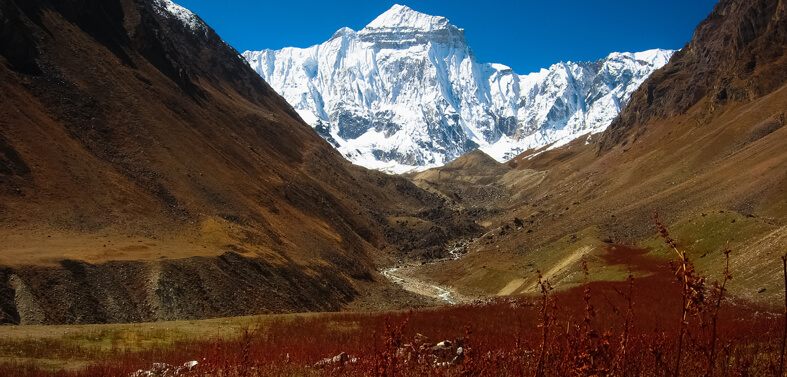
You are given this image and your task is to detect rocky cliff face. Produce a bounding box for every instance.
[243,4,673,173]
[601,0,787,150]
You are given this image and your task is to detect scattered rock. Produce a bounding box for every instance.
[314,352,349,369]
[130,361,198,377]
[452,346,465,365]
[431,340,456,362]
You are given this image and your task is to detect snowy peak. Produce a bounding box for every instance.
[242,6,674,174]
[330,26,357,41]
[633,49,672,67]
[152,0,208,33]
[358,4,465,48]
[364,4,453,32]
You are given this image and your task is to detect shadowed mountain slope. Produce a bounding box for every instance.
[0,0,477,324]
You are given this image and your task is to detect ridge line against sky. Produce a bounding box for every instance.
[175,0,718,74]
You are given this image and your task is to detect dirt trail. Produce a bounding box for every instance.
[382,266,460,304]
[381,243,472,305]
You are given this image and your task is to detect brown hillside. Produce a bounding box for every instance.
[601,0,787,150]
[410,150,545,223]
[0,0,477,324]
[411,0,787,306]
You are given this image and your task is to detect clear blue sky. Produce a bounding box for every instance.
[176,0,718,74]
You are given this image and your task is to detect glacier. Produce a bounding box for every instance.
[243,4,674,174]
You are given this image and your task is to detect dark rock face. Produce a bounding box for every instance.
[359,25,467,50]
[1,253,358,325]
[336,110,371,140]
[0,0,41,74]
[600,0,787,151]
[373,112,401,137]
[494,115,519,138]
[0,134,29,177]
[0,268,19,324]
[315,120,341,147]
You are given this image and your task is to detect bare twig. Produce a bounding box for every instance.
[780,254,787,377]
[707,245,732,377]
[535,271,552,377]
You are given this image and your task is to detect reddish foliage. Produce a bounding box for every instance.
[0,293,781,376]
[2,225,786,376]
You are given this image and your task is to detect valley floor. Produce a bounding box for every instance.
[1,242,785,376]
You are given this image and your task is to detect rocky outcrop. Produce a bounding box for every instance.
[600,0,787,150]
[0,252,358,325]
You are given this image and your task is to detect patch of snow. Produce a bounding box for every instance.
[153,0,207,34]
[365,4,452,32]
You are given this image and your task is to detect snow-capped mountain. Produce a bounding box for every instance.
[153,0,208,33]
[243,4,674,173]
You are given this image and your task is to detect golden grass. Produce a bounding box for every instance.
[0,312,333,371]
[0,216,268,266]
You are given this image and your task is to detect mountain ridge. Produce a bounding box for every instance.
[243,4,673,173]
[600,0,787,151]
